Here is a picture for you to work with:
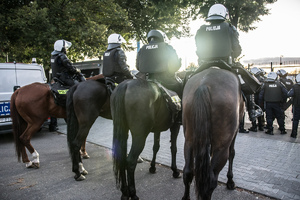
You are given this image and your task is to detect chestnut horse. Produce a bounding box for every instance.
[10,74,104,168]
[111,78,181,200]
[181,67,244,200]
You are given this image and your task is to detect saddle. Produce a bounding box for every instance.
[50,81,70,107]
[191,60,261,95]
[135,72,181,123]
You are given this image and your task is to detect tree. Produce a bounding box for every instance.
[192,0,277,31]
[0,0,194,68]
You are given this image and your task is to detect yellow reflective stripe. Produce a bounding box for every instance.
[171,96,181,103]
[57,89,68,94]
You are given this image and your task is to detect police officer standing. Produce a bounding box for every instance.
[195,3,262,123]
[103,33,133,83]
[287,74,300,138]
[51,39,84,86]
[259,72,288,135]
[136,30,182,98]
[277,69,294,91]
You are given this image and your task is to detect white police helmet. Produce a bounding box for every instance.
[107,34,126,50]
[267,72,278,81]
[250,67,260,76]
[206,4,229,21]
[276,69,288,77]
[54,39,72,52]
[296,74,300,83]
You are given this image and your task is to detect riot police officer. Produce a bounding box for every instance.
[195,3,262,122]
[51,39,84,86]
[259,72,288,135]
[277,69,294,91]
[136,30,183,98]
[287,74,300,138]
[248,67,266,132]
[103,33,133,83]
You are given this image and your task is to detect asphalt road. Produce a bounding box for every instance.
[0,127,275,200]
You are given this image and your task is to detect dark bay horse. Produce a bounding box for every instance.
[66,78,111,181]
[10,75,104,168]
[181,67,244,200]
[111,78,181,200]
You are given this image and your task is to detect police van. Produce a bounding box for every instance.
[0,62,47,134]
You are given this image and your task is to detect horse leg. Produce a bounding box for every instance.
[149,132,160,174]
[127,135,147,200]
[170,123,180,178]
[226,134,237,190]
[80,138,90,159]
[182,139,194,200]
[19,123,42,168]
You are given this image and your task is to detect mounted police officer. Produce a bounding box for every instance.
[195,3,262,123]
[51,39,84,86]
[103,33,133,84]
[136,30,183,98]
[259,72,288,135]
[287,74,300,138]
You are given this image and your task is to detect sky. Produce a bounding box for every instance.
[126,0,300,70]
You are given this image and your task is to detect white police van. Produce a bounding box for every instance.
[0,61,47,134]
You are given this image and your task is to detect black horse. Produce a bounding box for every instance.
[181,67,244,200]
[66,77,111,181]
[111,78,181,200]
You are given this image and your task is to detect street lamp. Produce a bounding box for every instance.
[280,55,283,65]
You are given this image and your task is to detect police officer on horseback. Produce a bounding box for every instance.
[136,30,183,98]
[51,39,85,86]
[195,3,262,122]
[103,33,133,84]
[259,72,288,135]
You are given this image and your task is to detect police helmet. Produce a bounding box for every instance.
[147,30,168,43]
[54,40,72,52]
[250,67,260,76]
[206,4,229,21]
[296,74,300,83]
[267,72,278,82]
[276,69,288,77]
[107,33,126,50]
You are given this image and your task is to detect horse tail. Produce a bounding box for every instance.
[10,90,26,162]
[66,84,79,157]
[193,85,212,199]
[111,83,129,188]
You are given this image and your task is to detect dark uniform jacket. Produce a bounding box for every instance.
[280,77,294,91]
[195,21,241,61]
[103,47,132,79]
[288,84,300,107]
[51,52,77,78]
[136,41,181,74]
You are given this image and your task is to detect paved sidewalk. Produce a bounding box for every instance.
[57,106,300,200]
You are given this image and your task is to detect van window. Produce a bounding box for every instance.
[0,69,45,93]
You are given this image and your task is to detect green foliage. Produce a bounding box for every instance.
[193,0,277,31]
[0,0,277,69]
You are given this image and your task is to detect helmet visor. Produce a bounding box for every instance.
[64,40,72,49]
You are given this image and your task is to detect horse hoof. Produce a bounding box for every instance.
[81,169,88,175]
[121,195,129,200]
[32,162,40,168]
[82,154,90,159]
[75,174,86,181]
[226,182,236,190]
[131,195,139,200]
[149,167,156,174]
[173,171,181,178]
